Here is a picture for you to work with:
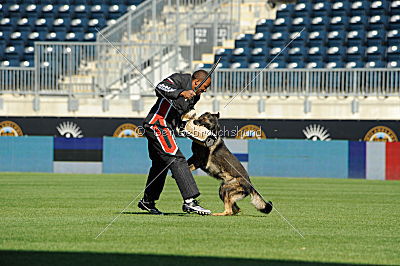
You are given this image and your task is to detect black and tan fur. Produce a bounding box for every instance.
[187,112,273,216]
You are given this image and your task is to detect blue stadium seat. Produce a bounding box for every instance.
[287,61,305,69]
[366,29,386,46]
[230,61,249,69]
[307,46,327,62]
[249,61,267,69]
[387,60,400,68]
[293,2,312,17]
[325,61,345,68]
[331,1,351,17]
[347,30,366,46]
[346,46,366,62]
[306,60,324,69]
[345,61,364,68]
[270,32,289,48]
[235,34,253,48]
[326,30,346,46]
[276,3,294,18]
[350,0,370,16]
[311,1,331,17]
[349,15,368,30]
[387,45,400,61]
[287,46,307,62]
[326,45,346,62]
[369,0,390,16]
[365,60,385,68]
[290,16,310,32]
[251,47,270,62]
[308,31,326,47]
[366,45,386,61]
[289,30,307,47]
[329,16,349,31]
[255,19,273,33]
[232,47,251,63]
[390,1,400,14]
[273,17,291,33]
[389,15,400,29]
[368,14,389,30]
[309,16,329,31]
[387,29,400,45]
[252,32,270,48]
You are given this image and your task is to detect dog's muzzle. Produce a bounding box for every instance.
[179,112,217,147]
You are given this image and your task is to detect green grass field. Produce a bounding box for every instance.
[0,173,399,266]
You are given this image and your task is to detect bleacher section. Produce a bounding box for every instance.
[214,0,400,69]
[0,0,144,67]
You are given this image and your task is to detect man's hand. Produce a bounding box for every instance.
[180,90,196,99]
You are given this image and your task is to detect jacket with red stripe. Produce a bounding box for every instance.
[143,73,201,129]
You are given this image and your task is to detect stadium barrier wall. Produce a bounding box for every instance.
[0,137,399,180]
[0,136,53,172]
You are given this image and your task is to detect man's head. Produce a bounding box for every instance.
[191,70,211,94]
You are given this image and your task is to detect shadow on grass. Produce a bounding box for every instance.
[0,250,370,266]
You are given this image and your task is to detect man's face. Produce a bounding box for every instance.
[192,77,211,94]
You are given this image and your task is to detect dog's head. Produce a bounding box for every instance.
[194,112,220,135]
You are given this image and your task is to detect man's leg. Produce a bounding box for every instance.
[143,160,168,202]
[169,153,200,200]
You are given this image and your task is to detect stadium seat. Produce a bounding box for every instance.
[331,1,351,17]
[255,19,273,33]
[307,46,327,63]
[391,0,400,14]
[290,16,310,32]
[251,47,270,63]
[308,31,326,47]
[309,16,329,31]
[270,31,289,47]
[346,46,366,62]
[326,30,346,46]
[329,16,349,31]
[387,60,400,68]
[252,32,270,48]
[369,0,389,16]
[368,14,389,30]
[366,29,386,46]
[347,30,366,46]
[312,1,331,17]
[351,0,370,16]
[276,3,294,18]
[345,60,364,68]
[387,29,400,45]
[306,60,324,68]
[293,2,312,17]
[389,15,400,29]
[235,34,253,48]
[349,15,368,30]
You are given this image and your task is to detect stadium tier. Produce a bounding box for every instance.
[0,0,144,67]
[213,0,400,69]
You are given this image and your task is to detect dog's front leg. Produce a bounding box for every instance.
[187,156,199,172]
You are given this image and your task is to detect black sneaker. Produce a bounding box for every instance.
[182,200,211,215]
[138,199,163,215]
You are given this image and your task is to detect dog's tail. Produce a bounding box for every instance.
[250,188,273,214]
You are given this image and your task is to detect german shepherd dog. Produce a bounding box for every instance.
[187,112,273,216]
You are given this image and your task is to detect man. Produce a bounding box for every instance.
[138,70,212,215]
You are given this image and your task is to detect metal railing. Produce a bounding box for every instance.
[0,67,35,94]
[1,66,400,97]
[210,68,400,97]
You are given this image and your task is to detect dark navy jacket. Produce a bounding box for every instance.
[143,73,200,129]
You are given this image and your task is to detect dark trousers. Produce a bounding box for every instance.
[143,124,200,201]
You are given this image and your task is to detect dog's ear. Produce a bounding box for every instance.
[214,112,220,119]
